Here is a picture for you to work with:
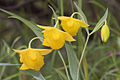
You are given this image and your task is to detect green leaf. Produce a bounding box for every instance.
[89,1,105,10]
[54,69,68,80]
[0,8,43,41]
[48,5,58,22]
[11,36,21,48]
[0,63,20,66]
[29,70,45,80]
[74,2,88,23]
[65,43,79,80]
[90,9,108,35]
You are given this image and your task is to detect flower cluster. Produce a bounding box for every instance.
[13,16,90,71]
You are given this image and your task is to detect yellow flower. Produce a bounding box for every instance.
[101,25,110,42]
[38,25,76,49]
[13,48,52,71]
[58,16,89,36]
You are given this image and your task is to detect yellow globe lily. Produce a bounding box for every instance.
[101,25,110,42]
[38,25,76,49]
[13,48,52,71]
[58,16,89,36]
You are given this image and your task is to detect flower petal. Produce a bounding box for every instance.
[20,54,23,63]
[43,28,66,49]
[42,39,50,47]
[37,25,50,29]
[13,49,26,54]
[31,48,53,55]
[20,64,29,70]
[64,32,76,41]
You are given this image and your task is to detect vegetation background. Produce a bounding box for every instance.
[0,0,120,80]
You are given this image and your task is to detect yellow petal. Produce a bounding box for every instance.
[13,49,26,54]
[43,28,66,49]
[77,20,89,27]
[20,54,23,63]
[64,32,76,41]
[42,39,50,47]
[37,25,50,29]
[101,25,110,42]
[31,48,53,55]
[20,64,29,70]
[58,16,89,36]
[36,49,53,55]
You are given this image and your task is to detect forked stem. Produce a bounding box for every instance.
[76,34,90,80]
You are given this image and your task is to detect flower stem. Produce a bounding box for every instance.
[71,12,85,21]
[28,37,41,48]
[60,0,64,16]
[58,51,70,80]
[54,20,59,28]
[105,20,107,25]
[76,34,90,80]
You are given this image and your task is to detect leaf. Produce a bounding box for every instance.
[11,36,21,48]
[90,9,108,34]
[0,63,20,66]
[54,69,68,80]
[0,8,43,41]
[29,70,45,80]
[74,2,88,23]
[65,43,79,80]
[48,5,58,22]
[89,1,105,10]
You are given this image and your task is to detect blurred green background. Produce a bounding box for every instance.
[0,0,120,80]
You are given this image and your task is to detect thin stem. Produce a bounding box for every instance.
[76,34,90,80]
[71,12,85,22]
[0,66,6,80]
[58,51,70,80]
[60,0,64,16]
[54,20,59,28]
[28,37,41,48]
[105,20,107,25]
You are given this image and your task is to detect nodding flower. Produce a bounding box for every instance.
[38,25,76,49]
[58,16,89,36]
[13,48,52,71]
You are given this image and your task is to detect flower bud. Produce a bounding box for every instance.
[101,25,110,42]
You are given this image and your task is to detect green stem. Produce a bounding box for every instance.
[76,34,90,80]
[78,0,82,9]
[60,0,64,16]
[58,51,70,80]
[71,12,85,22]
[28,37,42,48]
[54,20,59,28]
[70,0,74,12]
[105,20,107,25]
[0,66,6,80]
[83,55,89,80]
